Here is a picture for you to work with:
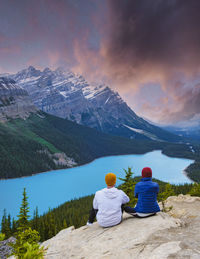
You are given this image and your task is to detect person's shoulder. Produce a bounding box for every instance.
[151,181,159,186]
[117,189,126,194]
[115,189,127,197]
[95,188,106,195]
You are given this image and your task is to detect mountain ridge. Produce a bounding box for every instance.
[8,66,180,142]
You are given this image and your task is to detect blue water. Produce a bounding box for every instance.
[0,151,193,220]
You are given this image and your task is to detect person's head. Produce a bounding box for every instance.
[105,173,116,187]
[142,167,152,178]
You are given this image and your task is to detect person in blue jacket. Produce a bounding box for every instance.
[125,167,160,217]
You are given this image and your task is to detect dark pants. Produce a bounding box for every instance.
[124,206,156,218]
[88,208,98,223]
[88,205,156,223]
[88,204,131,224]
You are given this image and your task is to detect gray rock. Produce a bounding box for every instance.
[0,237,16,259]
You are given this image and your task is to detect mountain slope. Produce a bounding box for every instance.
[0,77,37,121]
[10,66,180,142]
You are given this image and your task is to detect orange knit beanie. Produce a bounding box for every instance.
[105,173,116,186]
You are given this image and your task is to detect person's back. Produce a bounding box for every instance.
[124,167,160,217]
[94,187,129,227]
[134,177,160,213]
[87,173,129,227]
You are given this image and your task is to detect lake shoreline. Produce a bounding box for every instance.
[0,149,195,182]
[0,149,157,181]
[182,168,195,183]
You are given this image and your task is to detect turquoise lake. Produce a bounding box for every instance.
[0,150,194,220]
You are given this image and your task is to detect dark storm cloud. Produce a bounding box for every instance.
[104,0,200,123]
[107,0,200,71]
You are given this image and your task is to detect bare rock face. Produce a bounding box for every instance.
[0,77,38,122]
[42,195,200,259]
[161,194,200,219]
[0,237,16,259]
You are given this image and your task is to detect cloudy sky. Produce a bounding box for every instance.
[0,0,200,125]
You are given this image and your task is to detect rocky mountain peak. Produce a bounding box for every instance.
[14,66,41,81]
[43,67,52,74]
[0,77,38,122]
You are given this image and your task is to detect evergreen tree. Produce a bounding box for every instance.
[119,167,137,206]
[46,209,56,239]
[63,219,67,229]
[1,209,12,238]
[1,209,7,235]
[32,207,39,232]
[17,188,30,232]
[6,214,12,238]
[11,188,45,258]
[12,218,17,234]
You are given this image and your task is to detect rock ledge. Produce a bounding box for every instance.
[42,195,200,259]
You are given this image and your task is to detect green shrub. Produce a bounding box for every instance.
[19,242,46,259]
[158,183,175,212]
[11,228,45,259]
[189,183,200,196]
[0,232,5,241]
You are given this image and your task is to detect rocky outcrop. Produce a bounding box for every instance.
[48,152,77,167]
[42,195,200,259]
[0,237,16,259]
[0,77,38,122]
[8,66,179,142]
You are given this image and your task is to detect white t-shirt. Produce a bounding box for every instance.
[93,187,129,227]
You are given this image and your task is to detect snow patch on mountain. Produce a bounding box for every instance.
[123,124,163,141]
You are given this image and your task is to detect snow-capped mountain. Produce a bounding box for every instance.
[9,66,179,141]
[0,77,38,122]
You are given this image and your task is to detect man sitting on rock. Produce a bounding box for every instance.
[125,167,160,217]
[87,173,130,227]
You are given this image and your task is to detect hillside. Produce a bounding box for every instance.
[42,195,200,259]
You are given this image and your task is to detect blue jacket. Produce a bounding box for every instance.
[134,178,160,213]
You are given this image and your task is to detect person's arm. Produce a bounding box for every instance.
[121,190,130,204]
[156,183,159,194]
[93,193,98,209]
[134,184,139,198]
